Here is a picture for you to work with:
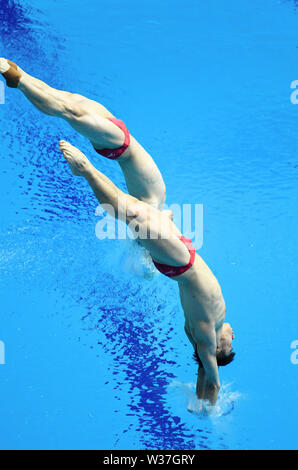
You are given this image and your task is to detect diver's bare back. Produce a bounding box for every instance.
[176,254,226,345]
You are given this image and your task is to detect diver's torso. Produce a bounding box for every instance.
[178,255,226,344]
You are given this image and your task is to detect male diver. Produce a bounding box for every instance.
[1,58,235,406]
[57,140,235,406]
[0,58,165,209]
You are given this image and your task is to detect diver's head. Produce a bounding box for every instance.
[193,322,235,368]
[216,323,235,366]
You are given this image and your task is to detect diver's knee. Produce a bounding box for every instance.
[160,185,166,207]
[163,209,173,220]
[61,94,85,120]
[152,186,166,210]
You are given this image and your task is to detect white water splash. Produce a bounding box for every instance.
[119,239,158,280]
[169,380,241,418]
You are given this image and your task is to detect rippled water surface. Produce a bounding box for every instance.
[0,0,298,450]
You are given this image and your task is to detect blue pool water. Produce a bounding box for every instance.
[0,0,298,450]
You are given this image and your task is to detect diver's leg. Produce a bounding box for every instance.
[117,141,167,209]
[0,58,167,208]
[59,141,186,264]
[59,140,137,218]
[0,58,125,148]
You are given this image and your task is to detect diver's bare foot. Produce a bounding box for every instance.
[0,58,21,88]
[59,140,92,177]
